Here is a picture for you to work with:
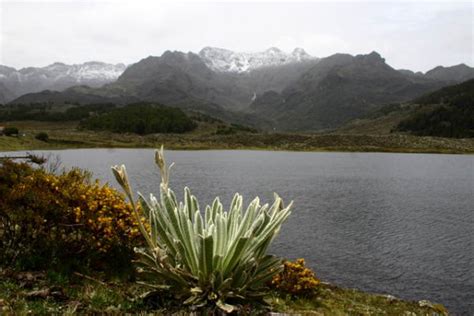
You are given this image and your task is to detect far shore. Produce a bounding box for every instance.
[1,120,473,154]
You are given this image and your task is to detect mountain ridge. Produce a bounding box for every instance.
[4,48,474,132]
[198,46,317,73]
[0,61,127,102]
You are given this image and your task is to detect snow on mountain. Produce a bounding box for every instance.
[11,61,127,82]
[199,47,317,73]
[0,62,126,102]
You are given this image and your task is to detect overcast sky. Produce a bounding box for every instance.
[0,0,472,72]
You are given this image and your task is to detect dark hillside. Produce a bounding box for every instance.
[396,79,474,138]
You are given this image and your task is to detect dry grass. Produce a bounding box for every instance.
[1,120,473,154]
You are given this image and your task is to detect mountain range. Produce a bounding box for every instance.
[2,47,473,131]
[0,62,126,103]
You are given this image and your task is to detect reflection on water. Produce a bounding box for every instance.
[3,149,473,315]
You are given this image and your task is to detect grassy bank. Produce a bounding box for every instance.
[0,270,448,315]
[1,121,473,154]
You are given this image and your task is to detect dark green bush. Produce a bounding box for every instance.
[0,103,116,122]
[3,127,19,136]
[35,132,49,142]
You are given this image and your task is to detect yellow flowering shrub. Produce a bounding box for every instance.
[270,258,320,296]
[0,160,143,271]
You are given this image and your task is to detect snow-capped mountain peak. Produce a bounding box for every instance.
[2,61,127,82]
[291,48,311,61]
[199,47,317,73]
[0,61,127,102]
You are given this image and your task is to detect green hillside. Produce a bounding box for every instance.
[396,79,474,138]
[339,79,474,138]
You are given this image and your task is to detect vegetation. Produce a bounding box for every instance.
[215,123,258,135]
[396,79,474,138]
[0,103,116,122]
[0,270,449,315]
[396,104,474,138]
[112,147,292,313]
[80,103,197,135]
[414,78,474,105]
[1,120,473,153]
[3,126,19,136]
[270,258,320,296]
[0,102,198,136]
[268,282,449,315]
[35,132,49,142]
[0,159,141,272]
[338,79,474,139]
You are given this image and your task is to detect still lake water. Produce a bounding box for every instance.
[4,149,474,315]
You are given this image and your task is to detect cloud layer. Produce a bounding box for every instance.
[1,0,472,72]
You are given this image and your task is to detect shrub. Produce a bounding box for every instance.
[3,127,19,136]
[35,132,49,142]
[112,147,293,313]
[269,258,320,296]
[0,160,142,272]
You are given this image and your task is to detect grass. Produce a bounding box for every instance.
[1,120,473,154]
[0,270,448,315]
[269,283,449,315]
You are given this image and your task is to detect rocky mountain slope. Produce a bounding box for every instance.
[424,64,474,83]
[104,49,319,111]
[249,52,450,131]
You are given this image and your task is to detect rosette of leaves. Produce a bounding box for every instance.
[112,147,292,313]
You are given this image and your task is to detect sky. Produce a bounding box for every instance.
[0,0,472,72]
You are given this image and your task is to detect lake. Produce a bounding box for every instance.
[3,149,473,315]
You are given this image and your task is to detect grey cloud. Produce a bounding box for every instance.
[0,1,472,72]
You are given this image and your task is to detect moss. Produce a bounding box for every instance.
[269,283,449,315]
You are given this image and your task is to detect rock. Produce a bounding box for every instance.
[25,288,50,299]
[418,300,434,308]
[383,294,398,302]
[25,286,67,301]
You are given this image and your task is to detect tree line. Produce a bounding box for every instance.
[79,103,197,134]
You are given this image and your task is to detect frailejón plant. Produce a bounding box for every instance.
[112,147,292,313]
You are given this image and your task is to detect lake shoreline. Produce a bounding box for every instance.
[1,120,474,154]
[2,145,474,156]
